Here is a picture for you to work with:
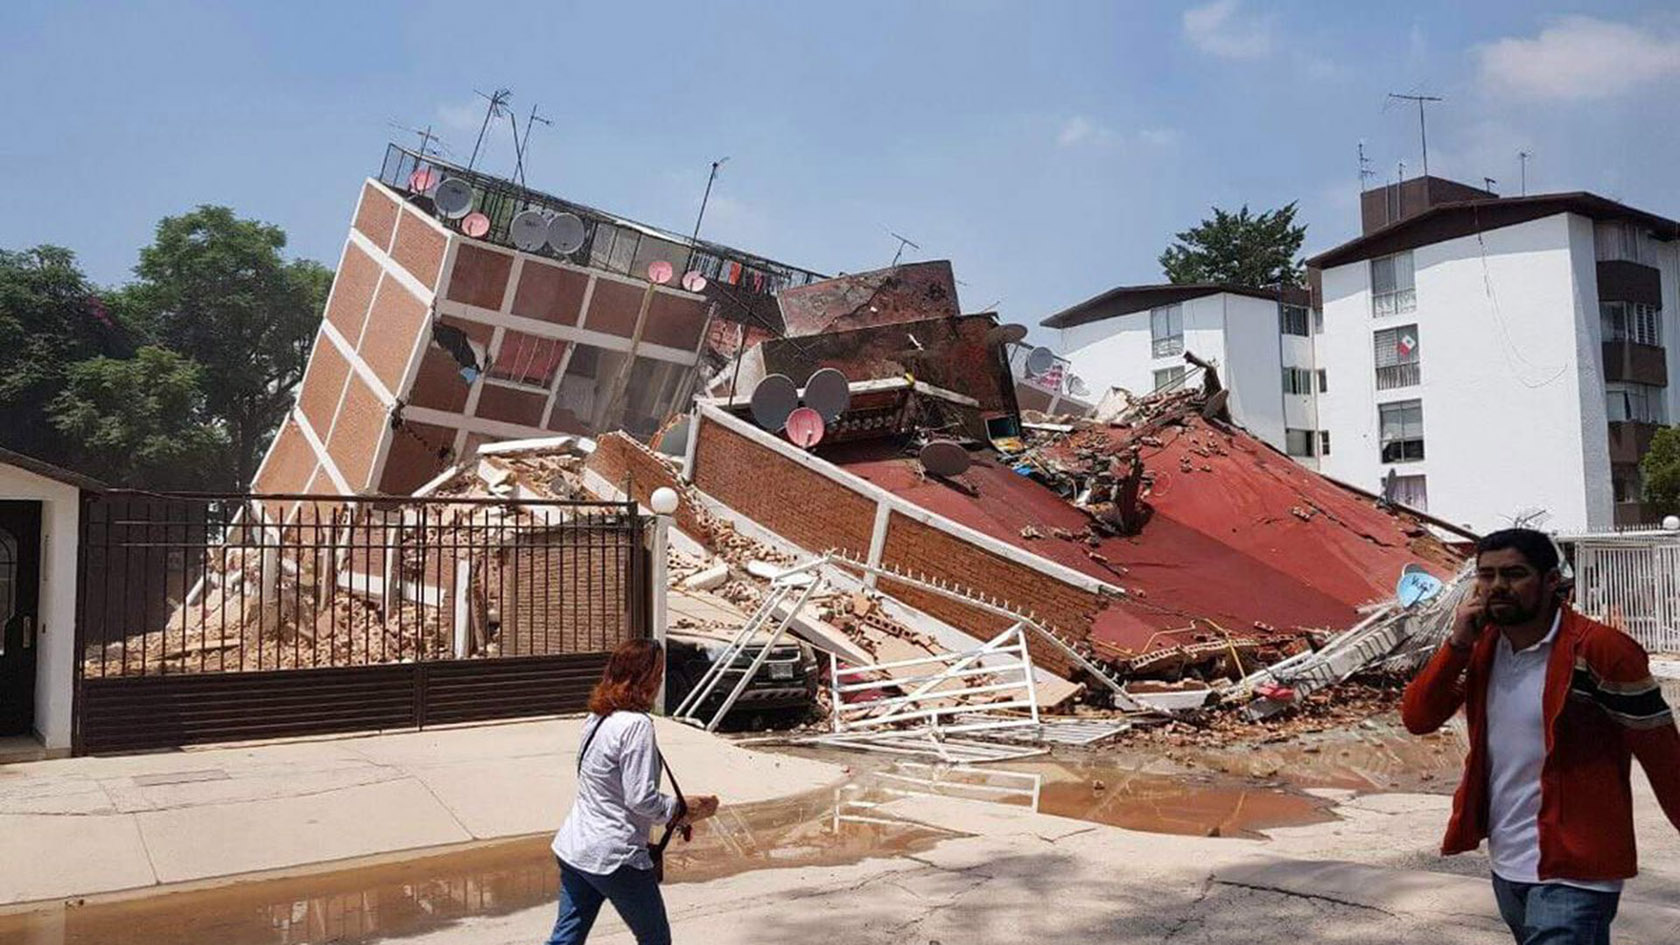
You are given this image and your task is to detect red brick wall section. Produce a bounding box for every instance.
[690,422,876,559]
[390,211,446,289]
[326,376,387,490]
[253,417,316,495]
[408,347,472,412]
[584,279,645,338]
[878,512,1100,675]
[357,281,429,393]
[446,244,513,310]
[379,419,456,494]
[475,384,548,428]
[353,183,399,251]
[585,433,707,539]
[297,339,352,435]
[324,243,380,342]
[512,260,589,325]
[641,292,709,351]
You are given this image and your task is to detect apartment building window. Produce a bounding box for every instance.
[1613,468,1643,504]
[1319,431,1331,455]
[1317,368,1328,393]
[1374,325,1421,390]
[1371,251,1416,316]
[1312,308,1324,334]
[489,331,568,389]
[1282,367,1315,395]
[1601,301,1663,347]
[1285,428,1314,457]
[1280,304,1311,337]
[1379,400,1425,463]
[1150,303,1184,358]
[1595,221,1644,263]
[1391,474,1428,511]
[1606,382,1668,424]
[1153,366,1186,391]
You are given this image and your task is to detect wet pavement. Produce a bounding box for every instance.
[0,722,1469,944]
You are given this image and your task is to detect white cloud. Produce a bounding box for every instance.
[1138,127,1181,148]
[1183,0,1273,60]
[1055,117,1108,148]
[1478,16,1680,102]
[436,100,486,132]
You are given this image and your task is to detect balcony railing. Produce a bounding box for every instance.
[1376,362,1421,390]
[378,144,825,296]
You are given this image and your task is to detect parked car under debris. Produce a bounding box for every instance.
[664,629,819,731]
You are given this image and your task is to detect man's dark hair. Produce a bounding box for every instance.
[1476,528,1560,574]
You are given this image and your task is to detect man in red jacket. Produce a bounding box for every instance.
[1404,528,1680,944]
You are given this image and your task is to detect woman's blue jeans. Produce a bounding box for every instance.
[545,858,671,945]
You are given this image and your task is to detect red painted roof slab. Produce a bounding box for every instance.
[825,417,1458,657]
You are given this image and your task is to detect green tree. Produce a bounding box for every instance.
[1159,203,1307,288]
[118,206,331,489]
[48,347,229,489]
[0,246,132,463]
[1641,427,1680,516]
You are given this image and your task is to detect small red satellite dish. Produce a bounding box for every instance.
[461,212,491,238]
[408,168,439,194]
[785,407,825,448]
[681,270,708,293]
[647,260,674,285]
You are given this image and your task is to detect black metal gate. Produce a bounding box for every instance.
[73,492,651,755]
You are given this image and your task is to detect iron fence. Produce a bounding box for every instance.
[1570,536,1680,654]
[77,492,650,679]
[378,144,825,296]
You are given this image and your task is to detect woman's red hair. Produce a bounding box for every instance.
[588,638,664,716]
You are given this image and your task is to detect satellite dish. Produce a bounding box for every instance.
[1382,468,1400,503]
[986,323,1029,346]
[749,374,800,431]
[681,270,708,293]
[433,178,474,219]
[647,260,674,285]
[803,367,851,423]
[408,168,440,194]
[547,213,587,254]
[785,407,825,449]
[460,212,491,239]
[1067,375,1090,397]
[919,440,971,478]
[1397,568,1445,607]
[510,210,549,251]
[1024,346,1057,377]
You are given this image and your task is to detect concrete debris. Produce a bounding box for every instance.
[681,563,731,592]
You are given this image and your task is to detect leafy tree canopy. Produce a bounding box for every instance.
[1641,426,1680,517]
[1159,203,1307,288]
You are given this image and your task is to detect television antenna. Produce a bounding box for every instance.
[1386,92,1444,177]
[888,230,920,266]
[389,122,447,158]
[1483,176,1497,194]
[1518,151,1532,196]
[468,88,513,171]
[1357,140,1375,189]
[690,157,730,245]
[511,104,550,188]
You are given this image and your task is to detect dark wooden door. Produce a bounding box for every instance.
[0,501,41,736]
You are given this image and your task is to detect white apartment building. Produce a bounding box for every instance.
[1308,183,1680,533]
[1040,284,1325,463]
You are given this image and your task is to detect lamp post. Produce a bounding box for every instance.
[649,486,680,713]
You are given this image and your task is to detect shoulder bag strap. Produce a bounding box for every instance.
[576,715,604,774]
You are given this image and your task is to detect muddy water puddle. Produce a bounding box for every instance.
[0,789,952,945]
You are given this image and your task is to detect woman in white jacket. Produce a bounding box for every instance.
[546,639,719,945]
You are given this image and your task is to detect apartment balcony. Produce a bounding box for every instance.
[1597,260,1662,306]
[1615,501,1661,528]
[1603,340,1668,387]
[1608,420,1662,465]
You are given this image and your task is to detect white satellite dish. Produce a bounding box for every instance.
[433,178,475,219]
[1067,375,1090,397]
[547,213,586,254]
[1024,346,1057,377]
[510,210,549,251]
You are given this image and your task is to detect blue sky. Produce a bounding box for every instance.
[4,1,1679,339]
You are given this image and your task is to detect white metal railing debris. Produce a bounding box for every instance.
[1570,537,1680,655]
[821,549,1144,711]
[670,558,825,731]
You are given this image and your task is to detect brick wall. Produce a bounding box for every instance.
[298,338,351,434]
[878,512,1105,675]
[390,211,446,289]
[324,244,380,342]
[358,282,428,392]
[641,293,709,351]
[253,417,317,501]
[502,527,635,656]
[353,183,399,251]
[585,432,709,539]
[446,244,513,310]
[512,260,589,325]
[326,376,386,490]
[584,280,644,337]
[690,421,876,559]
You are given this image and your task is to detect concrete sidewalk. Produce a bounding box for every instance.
[0,717,841,908]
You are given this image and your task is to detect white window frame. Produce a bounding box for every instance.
[1150,304,1184,359]
[1282,367,1314,395]
[1152,366,1186,391]
[1379,399,1425,464]
[1318,430,1331,456]
[1371,251,1417,316]
[1279,304,1311,337]
[1605,382,1668,425]
[1373,325,1421,390]
[1391,474,1428,512]
[1285,428,1315,457]
[1601,301,1663,347]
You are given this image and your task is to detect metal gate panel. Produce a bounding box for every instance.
[419,653,609,727]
